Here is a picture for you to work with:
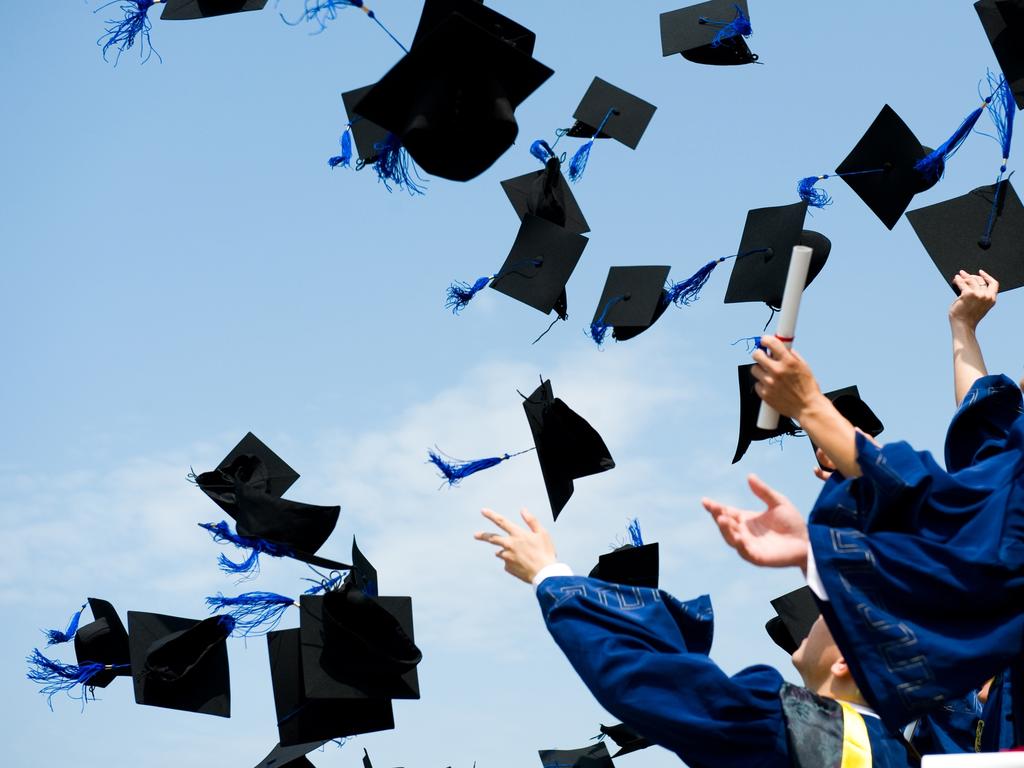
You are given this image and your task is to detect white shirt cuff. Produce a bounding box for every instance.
[805,545,830,602]
[532,562,573,589]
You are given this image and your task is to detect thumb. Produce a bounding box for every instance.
[748,474,787,508]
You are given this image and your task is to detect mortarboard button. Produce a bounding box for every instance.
[976,0,1024,110]
[354,2,553,181]
[128,612,233,717]
[590,265,671,344]
[566,77,657,149]
[500,160,591,235]
[733,364,801,464]
[268,629,395,747]
[766,587,820,654]
[522,379,615,520]
[660,0,757,66]
[73,598,131,689]
[160,0,268,20]
[908,179,1024,293]
[724,201,829,308]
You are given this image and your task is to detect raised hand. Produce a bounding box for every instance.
[474,508,557,584]
[949,269,998,331]
[702,474,809,570]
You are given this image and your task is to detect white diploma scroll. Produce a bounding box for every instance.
[756,245,813,431]
[922,754,1024,767]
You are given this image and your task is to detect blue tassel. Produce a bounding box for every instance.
[302,571,347,595]
[568,141,594,182]
[589,295,626,346]
[199,521,295,578]
[205,592,295,637]
[627,519,643,548]
[445,276,491,314]
[979,75,1016,249]
[428,449,532,486]
[699,3,753,47]
[282,0,364,31]
[798,175,833,208]
[914,96,992,186]
[26,649,127,709]
[531,140,556,165]
[44,603,87,646]
[372,134,426,195]
[666,256,734,306]
[329,127,354,169]
[95,0,160,65]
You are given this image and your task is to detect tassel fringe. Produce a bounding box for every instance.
[627,519,644,548]
[199,521,295,579]
[95,0,160,65]
[45,603,87,646]
[205,592,295,637]
[26,649,127,709]
[329,127,354,169]
[373,134,426,195]
[445,275,491,314]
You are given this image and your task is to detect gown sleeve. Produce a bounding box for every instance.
[945,374,1023,473]
[536,576,790,768]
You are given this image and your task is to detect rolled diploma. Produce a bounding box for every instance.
[756,245,813,430]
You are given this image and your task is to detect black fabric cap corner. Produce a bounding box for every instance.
[539,743,614,768]
[267,629,395,747]
[342,86,392,165]
[599,723,654,757]
[733,364,801,464]
[907,179,1024,293]
[588,543,659,589]
[522,379,615,520]
[824,386,884,438]
[567,77,657,148]
[592,266,671,340]
[127,611,232,717]
[161,0,268,20]
[74,597,130,689]
[976,0,1024,110]
[835,104,932,230]
[253,740,328,768]
[767,586,821,654]
[500,164,591,235]
[490,214,589,315]
[659,0,757,65]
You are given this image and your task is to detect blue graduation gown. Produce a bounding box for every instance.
[537,576,913,768]
[910,691,983,755]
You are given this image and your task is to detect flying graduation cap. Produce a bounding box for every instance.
[976,0,1024,110]
[501,159,591,235]
[193,432,349,577]
[733,363,802,464]
[598,723,654,758]
[127,611,234,717]
[589,265,672,344]
[588,519,659,589]
[660,0,758,65]
[96,0,268,64]
[539,743,615,768]
[353,0,554,182]
[764,586,820,655]
[811,386,884,468]
[253,740,329,768]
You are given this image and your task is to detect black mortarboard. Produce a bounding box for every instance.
[254,740,327,768]
[128,612,232,717]
[907,179,1024,293]
[198,432,300,508]
[733,364,801,464]
[765,587,820,654]
[298,585,421,701]
[161,0,268,20]
[522,379,615,520]
[659,0,757,65]
[74,597,131,688]
[351,537,379,597]
[588,543,659,589]
[598,723,654,757]
[824,386,884,439]
[566,77,657,148]
[724,202,830,308]
[342,85,392,166]
[834,105,932,230]
[539,743,614,768]
[354,0,553,181]
[268,629,395,747]
[976,0,1024,110]
[489,214,589,316]
[591,266,671,342]
[500,161,591,235]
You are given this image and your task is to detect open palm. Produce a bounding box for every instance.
[702,474,809,569]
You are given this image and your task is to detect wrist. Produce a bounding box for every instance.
[795,392,832,426]
[949,317,979,335]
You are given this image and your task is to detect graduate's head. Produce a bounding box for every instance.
[791,615,863,703]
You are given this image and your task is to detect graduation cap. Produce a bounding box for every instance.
[333,85,393,169]
[908,179,1024,293]
[723,201,830,308]
[822,386,884,443]
[598,723,653,757]
[660,0,758,65]
[128,612,233,717]
[268,628,395,747]
[563,77,657,181]
[298,583,422,701]
[976,0,1024,110]
[733,363,802,464]
[588,520,659,588]
[446,214,588,318]
[764,587,820,655]
[500,160,591,235]
[254,740,328,768]
[353,0,554,181]
[194,433,347,575]
[590,265,671,345]
[160,0,268,20]
[539,743,614,768]
[523,379,615,520]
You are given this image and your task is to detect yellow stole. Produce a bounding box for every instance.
[839,701,873,768]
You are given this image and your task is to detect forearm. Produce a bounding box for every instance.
[950,320,988,407]
[797,394,862,478]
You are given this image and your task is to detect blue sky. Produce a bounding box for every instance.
[1,2,1020,767]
